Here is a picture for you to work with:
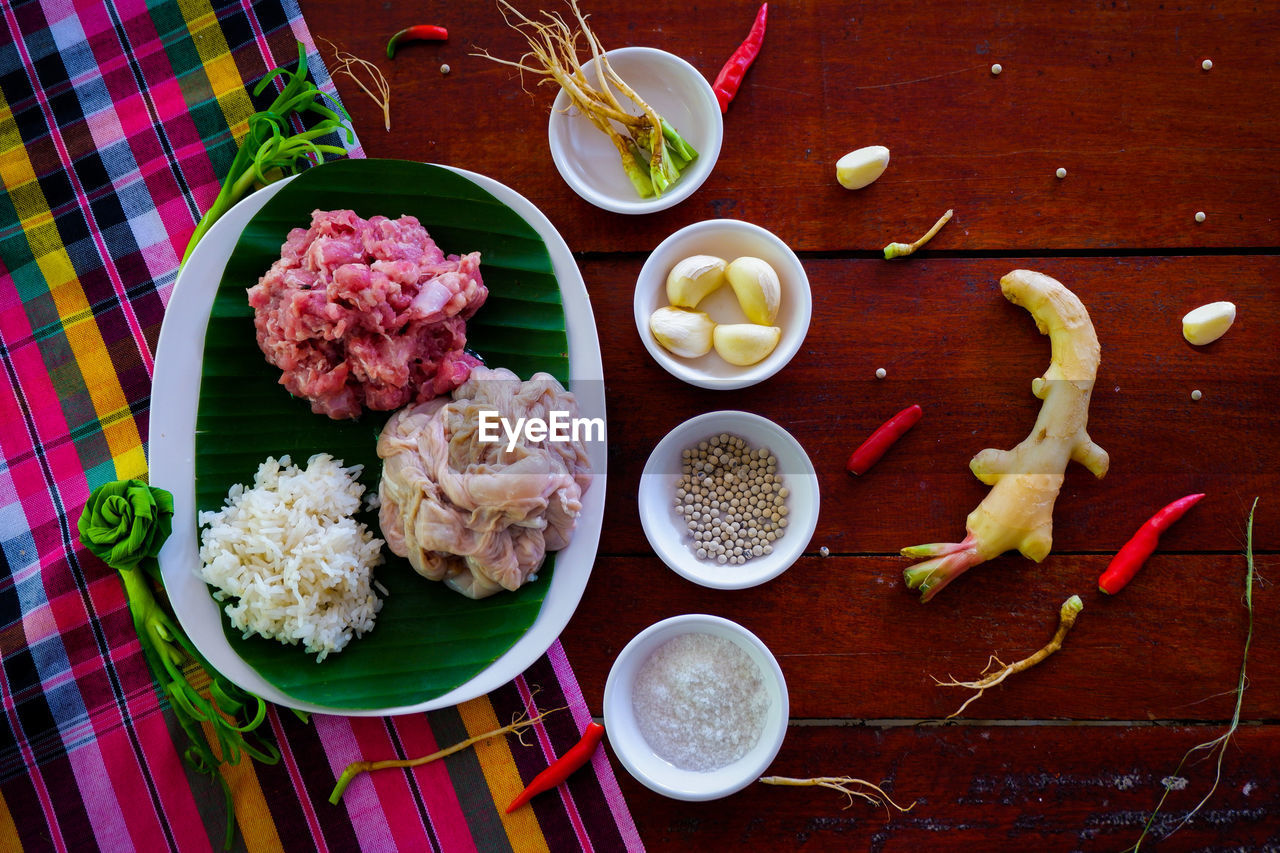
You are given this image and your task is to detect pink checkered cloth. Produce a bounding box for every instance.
[0,0,640,849]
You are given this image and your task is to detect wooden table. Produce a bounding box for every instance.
[303,2,1278,848]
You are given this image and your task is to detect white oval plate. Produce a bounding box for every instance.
[150,165,607,716]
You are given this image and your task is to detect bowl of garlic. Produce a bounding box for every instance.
[633,219,811,390]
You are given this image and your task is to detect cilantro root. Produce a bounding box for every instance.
[329,703,566,804]
[760,775,917,819]
[933,594,1084,719]
[1126,498,1259,851]
[883,208,953,259]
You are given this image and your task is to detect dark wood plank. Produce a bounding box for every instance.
[302,0,1280,252]
[584,255,1280,554]
[561,553,1274,721]
[606,724,1280,851]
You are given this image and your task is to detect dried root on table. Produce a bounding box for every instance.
[901,269,1110,602]
[1126,498,1260,852]
[760,775,917,818]
[883,208,952,258]
[933,594,1084,718]
[323,40,391,131]
[329,695,566,803]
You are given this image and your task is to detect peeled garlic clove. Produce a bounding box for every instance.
[666,255,727,308]
[725,256,782,324]
[1182,301,1236,345]
[713,323,782,366]
[650,306,715,358]
[836,145,890,190]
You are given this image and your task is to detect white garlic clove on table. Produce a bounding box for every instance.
[1181,301,1236,346]
[835,145,891,190]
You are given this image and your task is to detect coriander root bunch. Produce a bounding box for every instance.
[477,0,697,198]
[902,270,1109,601]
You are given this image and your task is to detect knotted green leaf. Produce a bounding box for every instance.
[77,480,174,571]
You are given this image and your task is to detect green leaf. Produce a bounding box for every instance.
[195,160,566,709]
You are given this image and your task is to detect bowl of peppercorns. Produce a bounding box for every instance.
[638,410,819,589]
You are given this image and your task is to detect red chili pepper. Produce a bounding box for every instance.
[845,404,923,476]
[1098,492,1205,594]
[505,721,605,813]
[712,3,768,112]
[386,25,449,59]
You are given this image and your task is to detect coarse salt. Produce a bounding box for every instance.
[632,632,770,772]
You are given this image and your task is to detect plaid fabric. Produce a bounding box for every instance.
[0,1,641,850]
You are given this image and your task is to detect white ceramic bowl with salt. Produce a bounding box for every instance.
[603,614,789,801]
[639,410,819,589]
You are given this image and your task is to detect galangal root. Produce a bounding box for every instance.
[902,270,1109,601]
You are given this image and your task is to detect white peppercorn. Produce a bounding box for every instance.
[674,433,789,567]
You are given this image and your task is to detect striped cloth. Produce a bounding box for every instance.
[0,1,641,850]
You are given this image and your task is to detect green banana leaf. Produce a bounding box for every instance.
[195,160,567,709]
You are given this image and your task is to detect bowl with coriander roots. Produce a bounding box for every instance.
[639,410,819,590]
[546,46,723,214]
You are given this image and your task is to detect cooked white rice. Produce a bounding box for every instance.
[197,453,385,662]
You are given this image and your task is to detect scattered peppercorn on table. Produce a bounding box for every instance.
[312,1,1278,848]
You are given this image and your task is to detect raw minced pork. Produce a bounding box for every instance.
[247,209,488,420]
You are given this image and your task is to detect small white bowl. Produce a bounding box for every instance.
[639,410,819,590]
[548,47,722,214]
[634,219,812,389]
[603,614,789,801]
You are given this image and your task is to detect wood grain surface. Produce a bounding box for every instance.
[300,0,1278,849]
[303,0,1279,253]
[618,725,1280,852]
